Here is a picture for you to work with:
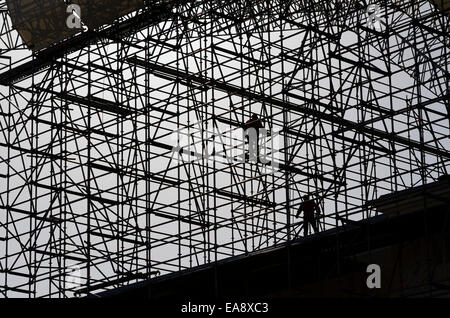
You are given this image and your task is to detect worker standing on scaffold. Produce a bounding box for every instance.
[296,194,319,236]
[244,113,264,163]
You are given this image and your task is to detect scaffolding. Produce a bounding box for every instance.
[0,0,448,297]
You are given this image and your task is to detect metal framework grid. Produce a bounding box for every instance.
[0,0,448,297]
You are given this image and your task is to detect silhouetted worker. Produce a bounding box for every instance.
[296,194,319,236]
[245,113,264,131]
[244,113,264,162]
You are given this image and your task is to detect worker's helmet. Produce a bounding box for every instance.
[303,194,310,200]
[251,113,258,120]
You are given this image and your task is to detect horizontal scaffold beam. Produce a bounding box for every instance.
[127,57,450,161]
[0,0,183,85]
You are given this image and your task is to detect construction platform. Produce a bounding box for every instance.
[98,176,450,298]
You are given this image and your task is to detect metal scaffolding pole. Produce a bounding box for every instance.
[0,0,448,297]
